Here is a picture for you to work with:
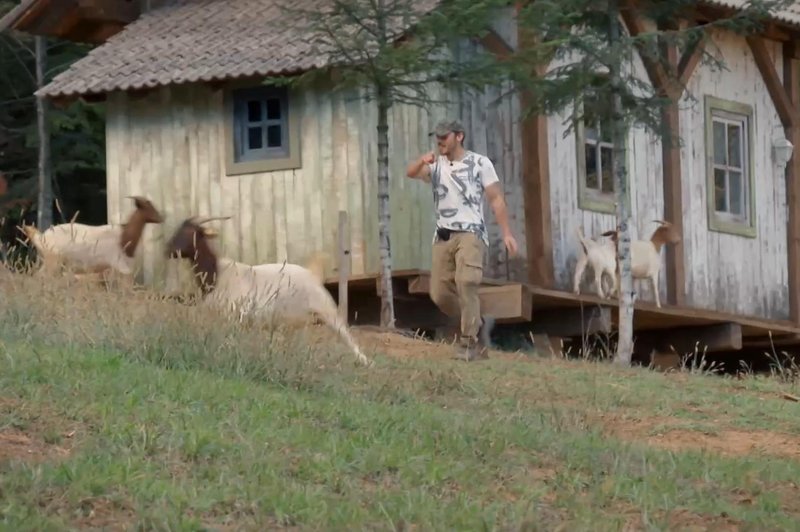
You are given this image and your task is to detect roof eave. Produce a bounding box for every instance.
[0,0,140,44]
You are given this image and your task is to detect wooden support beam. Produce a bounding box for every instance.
[635,322,743,356]
[661,36,685,307]
[337,210,349,322]
[677,32,706,87]
[516,5,554,288]
[476,28,514,58]
[619,3,672,93]
[76,0,140,24]
[742,333,800,349]
[747,36,797,128]
[783,43,800,326]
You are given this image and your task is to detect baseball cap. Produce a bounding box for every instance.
[430,120,465,137]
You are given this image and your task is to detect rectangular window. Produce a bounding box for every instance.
[704,96,755,237]
[224,84,301,176]
[576,89,618,214]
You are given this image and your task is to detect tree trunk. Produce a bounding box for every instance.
[35,35,52,230]
[608,0,634,365]
[376,83,396,328]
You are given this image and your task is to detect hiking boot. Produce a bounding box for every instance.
[452,336,489,362]
[478,315,495,351]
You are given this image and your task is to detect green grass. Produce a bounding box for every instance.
[1,272,800,530]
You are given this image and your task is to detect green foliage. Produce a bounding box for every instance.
[272,0,510,107]
[509,0,792,141]
[0,2,105,219]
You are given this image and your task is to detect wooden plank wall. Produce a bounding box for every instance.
[105,81,445,290]
[455,7,528,282]
[680,29,789,320]
[546,47,667,303]
[544,26,790,321]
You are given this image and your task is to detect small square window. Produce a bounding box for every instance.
[225,84,301,176]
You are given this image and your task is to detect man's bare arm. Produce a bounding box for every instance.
[485,182,518,257]
[406,152,434,183]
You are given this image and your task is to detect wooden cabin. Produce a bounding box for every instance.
[5,0,800,360]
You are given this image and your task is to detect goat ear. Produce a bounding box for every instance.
[601,230,617,237]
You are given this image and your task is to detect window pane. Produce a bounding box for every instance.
[714,168,727,212]
[248,127,263,150]
[729,170,743,215]
[266,98,281,120]
[584,143,599,190]
[599,118,614,143]
[600,147,614,193]
[727,123,742,169]
[713,121,726,165]
[247,101,261,122]
[267,125,282,148]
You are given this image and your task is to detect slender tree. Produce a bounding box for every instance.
[510,0,788,364]
[34,35,52,230]
[274,0,507,328]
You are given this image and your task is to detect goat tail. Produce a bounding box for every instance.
[19,223,43,252]
[304,251,329,284]
[575,225,591,256]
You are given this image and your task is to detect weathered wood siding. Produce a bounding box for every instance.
[104,5,528,290]
[547,46,667,304]
[457,9,528,282]
[105,82,442,290]
[680,30,788,319]
[545,26,790,320]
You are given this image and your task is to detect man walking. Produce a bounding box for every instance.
[406,119,518,361]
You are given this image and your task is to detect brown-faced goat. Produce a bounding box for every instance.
[164,216,373,367]
[601,220,682,308]
[21,196,163,282]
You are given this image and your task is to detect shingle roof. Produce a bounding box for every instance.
[37,0,439,99]
[34,0,800,99]
[701,0,800,28]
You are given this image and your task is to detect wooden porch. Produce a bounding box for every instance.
[323,269,800,363]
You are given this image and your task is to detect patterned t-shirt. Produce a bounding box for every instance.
[427,150,499,247]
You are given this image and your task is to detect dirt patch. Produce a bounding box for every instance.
[0,429,71,463]
[645,428,800,458]
[0,397,81,464]
[70,497,136,531]
[599,413,800,459]
[351,327,536,363]
[622,508,742,532]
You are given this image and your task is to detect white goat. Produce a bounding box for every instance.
[165,216,373,367]
[572,226,618,298]
[596,220,682,308]
[21,196,163,282]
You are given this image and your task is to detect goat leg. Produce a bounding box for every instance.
[573,254,588,294]
[651,274,660,308]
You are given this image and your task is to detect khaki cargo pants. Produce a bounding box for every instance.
[430,231,485,342]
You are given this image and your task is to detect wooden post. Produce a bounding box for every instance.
[35,35,52,231]
[338,210,350,322]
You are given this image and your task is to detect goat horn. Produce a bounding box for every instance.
[194,215,232,225]
[652,219,670,226]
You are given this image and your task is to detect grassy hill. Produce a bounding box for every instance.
[1,271,799,530]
